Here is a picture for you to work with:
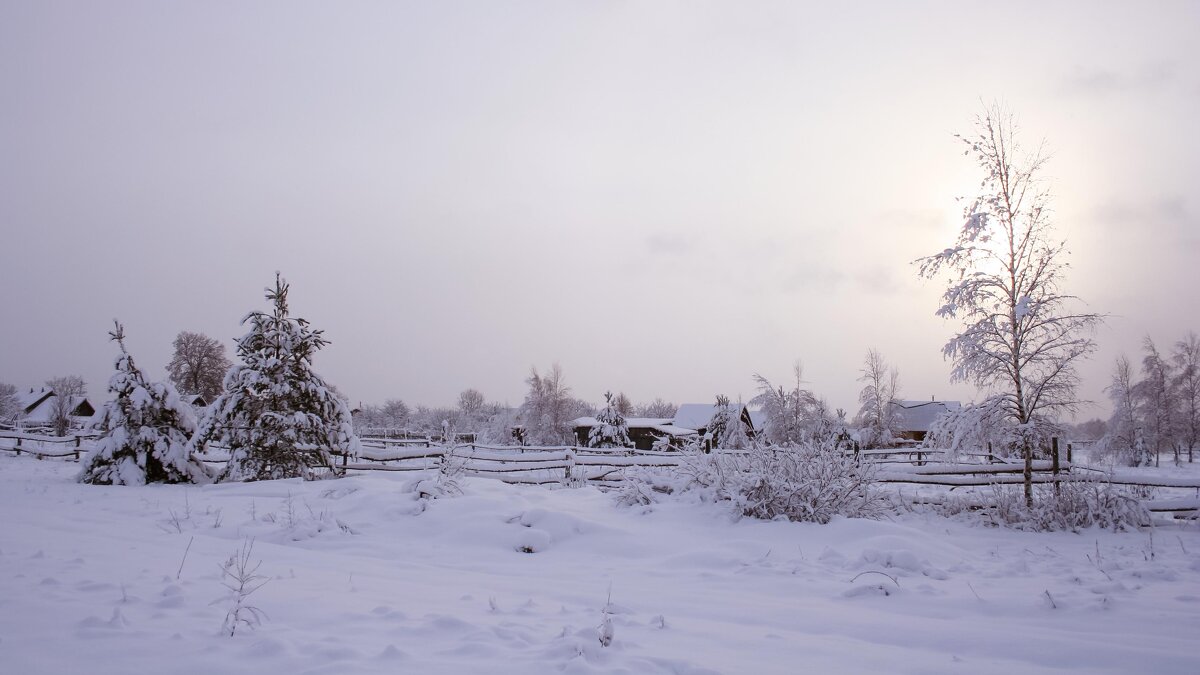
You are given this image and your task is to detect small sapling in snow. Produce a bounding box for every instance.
[217,539,269,636]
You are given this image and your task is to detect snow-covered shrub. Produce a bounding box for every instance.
[924,397,1061,462]
[588,392,632,448]
[404,449,466,505]
[707,395,751,450]
[621,442,885,524]
[723,443,885,523]
[985,479,1149,532]
[752,365,840,446]
[613,466,687,508]
[80,322,211,485]
[193,274,361,482]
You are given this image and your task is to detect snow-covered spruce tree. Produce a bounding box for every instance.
[917,103,1101,506]
[194,274,361,481]
[79,321,211,485]
[588,392,632,449]
[705,395,751,450]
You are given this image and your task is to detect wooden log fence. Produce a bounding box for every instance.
[4,431,1198,517]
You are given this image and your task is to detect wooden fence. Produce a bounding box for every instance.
[4,432,1197,518]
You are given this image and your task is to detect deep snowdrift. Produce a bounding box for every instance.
[1,454,1198,674]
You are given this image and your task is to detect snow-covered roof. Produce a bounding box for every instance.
[748,409,767,431]
[571,417,676,429]
[21,395,93,422]
[673,403,747,432]
[649,424,699,437]
[16,388,53,413]
[890,400,962,433]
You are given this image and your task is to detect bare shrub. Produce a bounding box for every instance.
[985,478,1149,532]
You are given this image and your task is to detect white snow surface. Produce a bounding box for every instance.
[2,454,1199,674]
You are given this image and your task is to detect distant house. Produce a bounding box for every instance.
[890,400,961,442]
[181,394,208,408]
[570,417,698,450]
[673,403,756,438]
[15,387,95,428]
[571,402,761,450]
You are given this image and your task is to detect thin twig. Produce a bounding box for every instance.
[177,536,194,579]
[850,570,900,587]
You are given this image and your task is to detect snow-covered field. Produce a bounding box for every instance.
[2,454,1199,674]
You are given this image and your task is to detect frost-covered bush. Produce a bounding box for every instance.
[751,365,840,446]
[706,395,751,450]
[723,444,885,523]
[404,450,466,506]
[985,479,1149,532]
[924,397,1061,462]
[79,322,211,485]
[588,392,631,449]
[193,274,361,482]
[620,442,885,524]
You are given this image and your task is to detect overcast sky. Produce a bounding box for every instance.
[2,1,1197,418]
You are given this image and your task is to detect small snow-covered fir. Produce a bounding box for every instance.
[587,392,632,449]
[79,321,210,485]
[194,274,361,481]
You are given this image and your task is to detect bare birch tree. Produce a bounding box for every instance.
[855,349,901,448]
[1137,337,1176,466]
[1173,332,1200,463]
[46,375,87,436]
[918,103,1101,505]
[0,382,18,424]
[1102,355,1143,466]
[521,363,576,445]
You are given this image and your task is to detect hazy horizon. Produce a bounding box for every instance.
[2,1,1198,420]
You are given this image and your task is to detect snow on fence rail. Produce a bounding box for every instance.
[4,431,1197,517]
[0,431,97,459]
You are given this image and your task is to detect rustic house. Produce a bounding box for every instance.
[15,387,96,427]
[673,403,756,438]
[571,402,761,450]
[570,416,698,450]
[889,399,961,442]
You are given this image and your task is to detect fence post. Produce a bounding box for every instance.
[564,448,575,484]
[75,436,81,460]
[1067,442,1073,465]
[1051,437,1060,496]
[987,442,993,463]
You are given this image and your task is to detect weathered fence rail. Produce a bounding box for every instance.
[4,432,1198,517]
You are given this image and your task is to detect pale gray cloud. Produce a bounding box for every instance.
[1,1,1198,417]
[1060,62,1177,96]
